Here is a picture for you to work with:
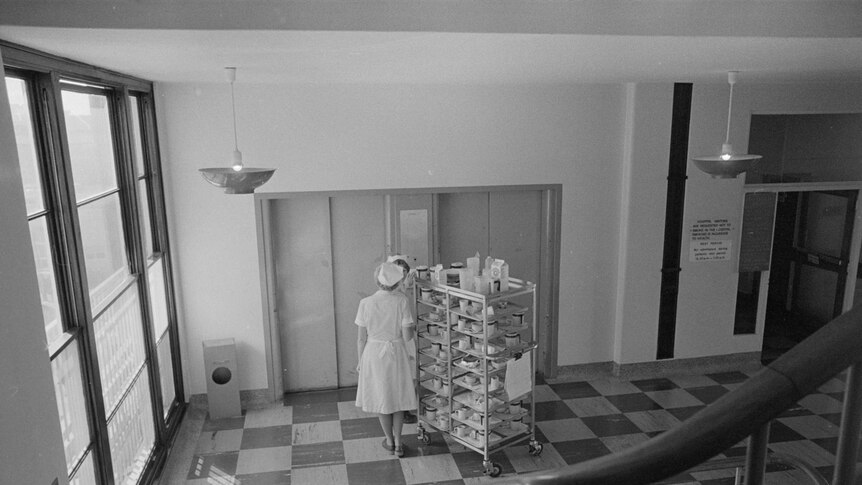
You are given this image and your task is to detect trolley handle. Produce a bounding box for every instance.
[491,341,537,362]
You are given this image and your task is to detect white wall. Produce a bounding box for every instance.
[673,82,862,360]
[0,53,69,485]
[157,82,627,393]
[158,77,862,394]
[614,83,674,364]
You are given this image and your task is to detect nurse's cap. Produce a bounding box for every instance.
[377,262,404,286]
[387,254,408,264]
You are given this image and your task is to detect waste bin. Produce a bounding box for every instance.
[202,338,242,419]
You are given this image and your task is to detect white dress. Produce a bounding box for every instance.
[354,289,417,414]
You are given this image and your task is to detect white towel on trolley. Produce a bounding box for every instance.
[504,350,532,401]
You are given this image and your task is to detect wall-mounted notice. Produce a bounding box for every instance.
[738,192,777,272]
[690,218,733,262]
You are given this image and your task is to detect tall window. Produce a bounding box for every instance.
[4,44,183,485]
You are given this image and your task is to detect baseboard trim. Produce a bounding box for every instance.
[550,352,763,383]
[189,388,279,414]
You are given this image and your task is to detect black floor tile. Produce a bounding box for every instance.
[631,378,679,392]
[241,424,293,449]
[292,401,340,423]
[337,387,358,402]
[700,477,738,485]
[778,403,815,418]
[721,446,747,458]
[666,405,706,422]
[811,437,838,455]
[604,393,662,413]
[653,471,697,484]
[187,451,239,479]
[451,449,514,478]
[340,416,384,440]
[580,414,642,437]
[202,415,246,431]
[284,389,346,405]
[685,385,729,404]
[346,459,407,485]
[533,400,577,421]
[706,371,749,384]
[553,438,612,465]
[767,420,806,443]
[821,412,843,427]
[235,470,292,484]
[548,381,601,399]
[402,431,450,457]
[291,441,346,468]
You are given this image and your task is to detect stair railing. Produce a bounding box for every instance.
[501,304,862,485]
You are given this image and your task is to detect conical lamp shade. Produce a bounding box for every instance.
[199,67,276,194]
[692,72,761,179]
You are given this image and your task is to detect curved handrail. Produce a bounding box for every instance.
[501,304,862,485]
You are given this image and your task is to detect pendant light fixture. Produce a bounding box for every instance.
[199,67,276,194]
[692,71,762,179]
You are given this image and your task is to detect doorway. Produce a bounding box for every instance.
[256,185,561,397]
[761,189,858,362]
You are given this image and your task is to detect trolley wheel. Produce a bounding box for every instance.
[419,432,432,445]
[484,462,502,478]
[528,441,544,456]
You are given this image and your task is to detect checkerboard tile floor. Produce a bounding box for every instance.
[164,370,855,484]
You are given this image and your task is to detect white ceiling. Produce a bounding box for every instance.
[1,1,861,85]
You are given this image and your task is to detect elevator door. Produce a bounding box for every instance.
[272,197,339,392]
[273,195,386,392]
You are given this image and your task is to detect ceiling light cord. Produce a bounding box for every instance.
[724,75,735,148]
[230,77,239,153]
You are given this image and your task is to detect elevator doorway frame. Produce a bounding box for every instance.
[254,184,562,401]
[742,181,862,357]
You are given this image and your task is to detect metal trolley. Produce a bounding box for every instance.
[413,275,542,477]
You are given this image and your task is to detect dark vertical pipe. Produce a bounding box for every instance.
[657,83,692,359]
[744,422,771,485]
[832,363,862,485]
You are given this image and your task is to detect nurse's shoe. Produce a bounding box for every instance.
[395,444,406,458]
[403,411,417,424]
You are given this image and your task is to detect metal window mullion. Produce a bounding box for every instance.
[75,188,121,209]
[103,359,148,424]
[113,87,168,448]
[2,40,152,92]
[141,92,186,410]
[42,71,115,485]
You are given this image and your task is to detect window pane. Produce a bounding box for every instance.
[29,217,65,347]
[78,194,130,312]
[157,332,176,419]
[108,368,155,485]
[51,344,90,476]
[130,96,145,178]
[94,285,146,414]
[62,90,117,201]
[148,258,169,339]
[69,452,96,485]
[6,76,45,215]
[139,179,153,258]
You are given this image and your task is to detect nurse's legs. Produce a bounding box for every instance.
[378,413,394,447]
[392,411,404,446]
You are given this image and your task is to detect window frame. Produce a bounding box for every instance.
[3,40,185,485]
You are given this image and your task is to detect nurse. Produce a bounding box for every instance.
[354,261,417,457]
